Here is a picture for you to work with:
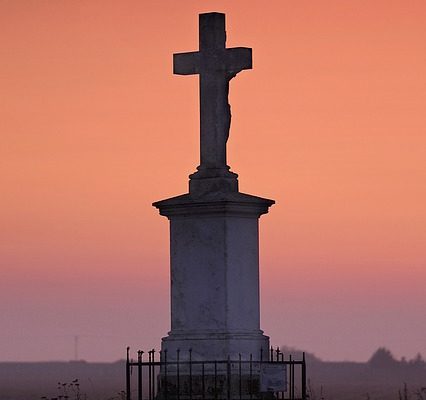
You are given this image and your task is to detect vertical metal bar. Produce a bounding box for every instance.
[226,355,231,400]
[238,354,242,400]
[302,352,307,400]
[291,357,295,400]
[277,346,282,399]
[153,350,156,400]
[152,350,156,400]
[202,362,205,400]
[138,351,142,400]
[189,349,193,400]
[159,351,162,400]
[270,346,273,362]
[126,347,131,400]
[141,352,145,400]
[249,354,253,400]
[289,355,292,400]
[281,352,284,400]
[214,361,217,400]
[148,351,152,400]
[177,349,180,400]
[164,350,168,400]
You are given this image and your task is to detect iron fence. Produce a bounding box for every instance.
[126,347,306,400]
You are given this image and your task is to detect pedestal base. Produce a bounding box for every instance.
[157,335,271,400]
[157,373,269,400]
[161,331,270,361]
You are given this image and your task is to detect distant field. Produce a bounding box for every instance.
[1,349,425,400]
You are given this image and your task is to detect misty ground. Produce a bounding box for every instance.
[1,348,425,400]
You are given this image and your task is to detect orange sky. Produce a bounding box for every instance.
[1,0,425,362]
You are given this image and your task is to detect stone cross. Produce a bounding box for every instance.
[173,12,252,174]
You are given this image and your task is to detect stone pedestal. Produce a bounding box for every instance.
[154,173,274,362]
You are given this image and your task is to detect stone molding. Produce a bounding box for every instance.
[153,192,275,219]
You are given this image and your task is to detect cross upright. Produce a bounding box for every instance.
[174,12,252,177]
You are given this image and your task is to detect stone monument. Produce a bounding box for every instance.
[153,12,274,362]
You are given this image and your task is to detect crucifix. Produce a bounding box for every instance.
[173,12,252,175]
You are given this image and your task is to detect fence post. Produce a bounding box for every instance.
[148,350,153,400]
[126,347,131,400]
[289,354,292,400]
[291,356,295,400]
[138,351,143,400]
[302,352,307,400]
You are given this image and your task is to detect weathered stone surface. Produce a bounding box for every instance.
[154,191,273,361]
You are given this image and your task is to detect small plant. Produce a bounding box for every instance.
[106,390,126,400]
[41,379,86,400]
[414,387,426,400]
[306,379,326,400]
[399,382,409,400]
[398,383,426,400]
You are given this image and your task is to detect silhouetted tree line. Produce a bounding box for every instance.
[368,347,426,369]
[280,345,425,369]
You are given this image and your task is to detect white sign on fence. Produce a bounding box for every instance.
[260,364,287,392]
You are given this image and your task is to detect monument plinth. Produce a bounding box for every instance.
[153,12,274,362]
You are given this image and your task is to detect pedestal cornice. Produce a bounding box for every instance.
[153,191,275,219]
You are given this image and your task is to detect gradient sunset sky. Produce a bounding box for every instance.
[1,0,425,362]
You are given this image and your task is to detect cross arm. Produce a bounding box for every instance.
[225,47,252,74]
[173,51,200,75]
